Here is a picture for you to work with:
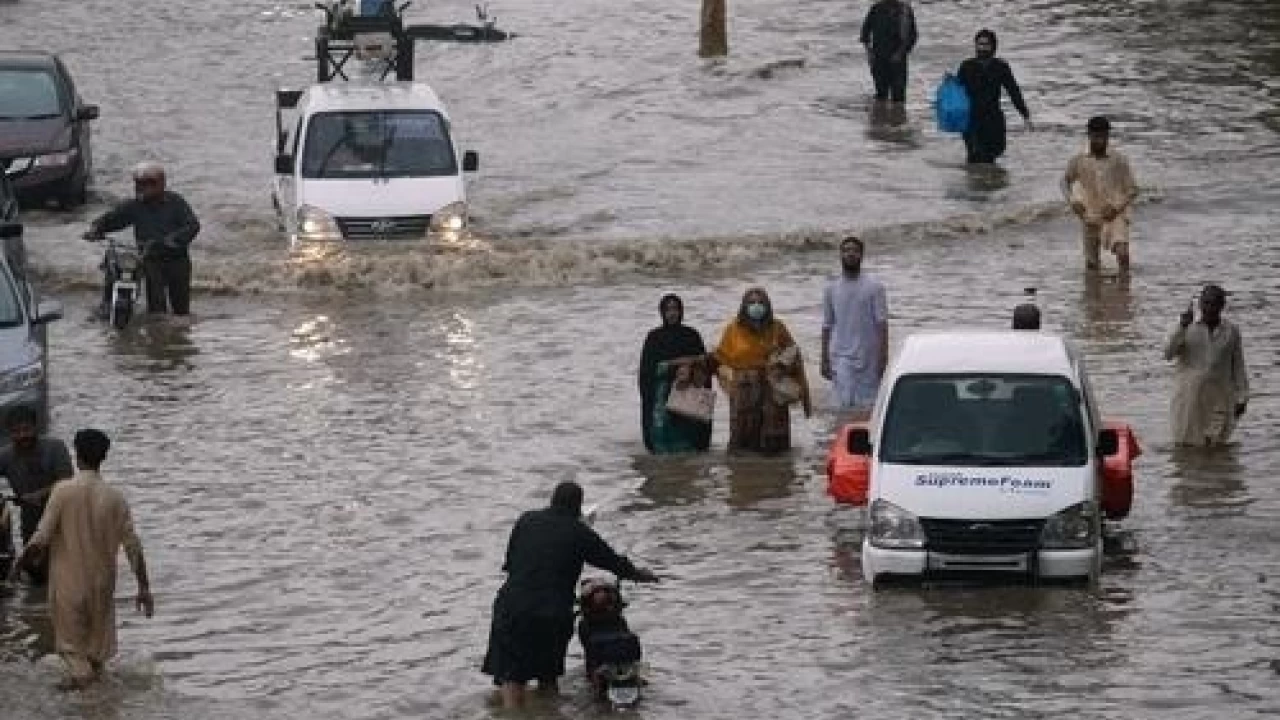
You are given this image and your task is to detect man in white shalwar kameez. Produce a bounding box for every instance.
[1064,115,1139,273]
[10,429,154,686]
[821,236,889,413]
[1163,285,1249,446]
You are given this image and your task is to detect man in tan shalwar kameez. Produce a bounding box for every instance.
[1064,115,1139,273]
[10,429,154,685]
[1163,285,1249,446]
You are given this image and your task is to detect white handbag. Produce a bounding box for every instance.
[665,384,716,423]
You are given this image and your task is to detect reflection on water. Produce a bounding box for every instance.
[1167,444,1251,512]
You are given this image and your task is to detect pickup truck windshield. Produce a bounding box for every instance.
[301,110,457,179]
[880,374,1088,467]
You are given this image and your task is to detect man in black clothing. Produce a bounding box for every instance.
[957,29,1032,164]
[0,405,74,584]
[482,481,658,710]
[859,0,918,104]
[84,162,200,316]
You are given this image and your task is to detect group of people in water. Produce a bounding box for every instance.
[639,235,887,455]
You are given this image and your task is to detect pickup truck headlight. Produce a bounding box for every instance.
[1040,501,1097,550]
[429,201,468,234]
[0,362,43,395]
[296,205,343,242]
[868,499,925,549]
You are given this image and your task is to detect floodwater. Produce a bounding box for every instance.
[2,0,1279,718]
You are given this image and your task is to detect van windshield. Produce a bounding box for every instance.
[300,110,457,179]
[0,70,61,119]
[879,374,1088,467]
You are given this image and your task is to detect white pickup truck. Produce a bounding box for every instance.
[271,81,478,248]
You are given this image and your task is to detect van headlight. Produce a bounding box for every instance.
[429,202,468,234]
[1039,501,1097,550]
[296,205,343,242]
[0,362,43,395]
[868,499,925,549]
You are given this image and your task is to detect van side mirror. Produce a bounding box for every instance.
[847,427,873,456]
[462,151,479,172]
[33,299,64,325]
[76,105,100,121]
[275,154,294,174]
[1097,428,1119,456]
[0,222,22,240]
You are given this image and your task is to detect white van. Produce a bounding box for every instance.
[851,331,1128,586]
[271,81,478,248]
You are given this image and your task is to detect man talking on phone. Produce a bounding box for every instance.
[1163,284,1249,446]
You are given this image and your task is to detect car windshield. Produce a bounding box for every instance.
[0,264,24,328]
[879,374,1088,467]
[300,110,457,179]
[0,69,62,119]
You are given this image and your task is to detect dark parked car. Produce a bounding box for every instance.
[0,51,98,208]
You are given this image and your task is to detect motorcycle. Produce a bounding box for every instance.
[576,576,645,710]
[87,233,143,330]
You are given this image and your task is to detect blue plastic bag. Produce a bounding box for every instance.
[936,73,971,134]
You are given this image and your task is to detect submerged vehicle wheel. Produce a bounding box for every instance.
[112,300,132,330]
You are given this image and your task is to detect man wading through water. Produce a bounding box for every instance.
[84,162,201,318]
[0,406,75,585]
[482,481,658,710]
[10,429,154,687]
[1064,116,1139,273]
[860,0,918,104]
[957,29,1031,164]
[1164,285,1249,447]
[821,236,889,414]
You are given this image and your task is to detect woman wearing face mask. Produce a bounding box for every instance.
[712,288,813,452]
[638,294,713,454]
[956,28,1031,164]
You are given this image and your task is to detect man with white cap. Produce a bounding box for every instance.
[84,162,200,316]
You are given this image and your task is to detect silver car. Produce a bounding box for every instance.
[0,174,63,429]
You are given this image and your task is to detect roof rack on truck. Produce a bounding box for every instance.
[313,0,513,83]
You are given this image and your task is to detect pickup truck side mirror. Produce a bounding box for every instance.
[0,222,22,240]
[76,105,100,121]
[1097,428,1119,456]
[275,154,295,175]
[847,427,873,456]
[462,151,479,172]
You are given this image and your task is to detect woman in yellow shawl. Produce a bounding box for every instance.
[712,288,812,452]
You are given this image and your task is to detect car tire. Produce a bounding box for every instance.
[56,176,88,209]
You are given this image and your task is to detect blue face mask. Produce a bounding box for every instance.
[746,302,767,321]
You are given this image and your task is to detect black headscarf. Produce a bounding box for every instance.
[638,294,708,450]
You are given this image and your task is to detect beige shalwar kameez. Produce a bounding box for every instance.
[1163,320,1249,446]
[1065,148,1138,266]
[25,470,146,681]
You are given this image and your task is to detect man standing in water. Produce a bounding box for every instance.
[821,236,890,413]
[10,429,154,687]
[1064,116,1139,273]
[85,162,201,317]
[956,29,1031,164]
[1164,285,1248,447]
[482,481,657,710]
[859,0,918,104]
[0,406,75,585]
